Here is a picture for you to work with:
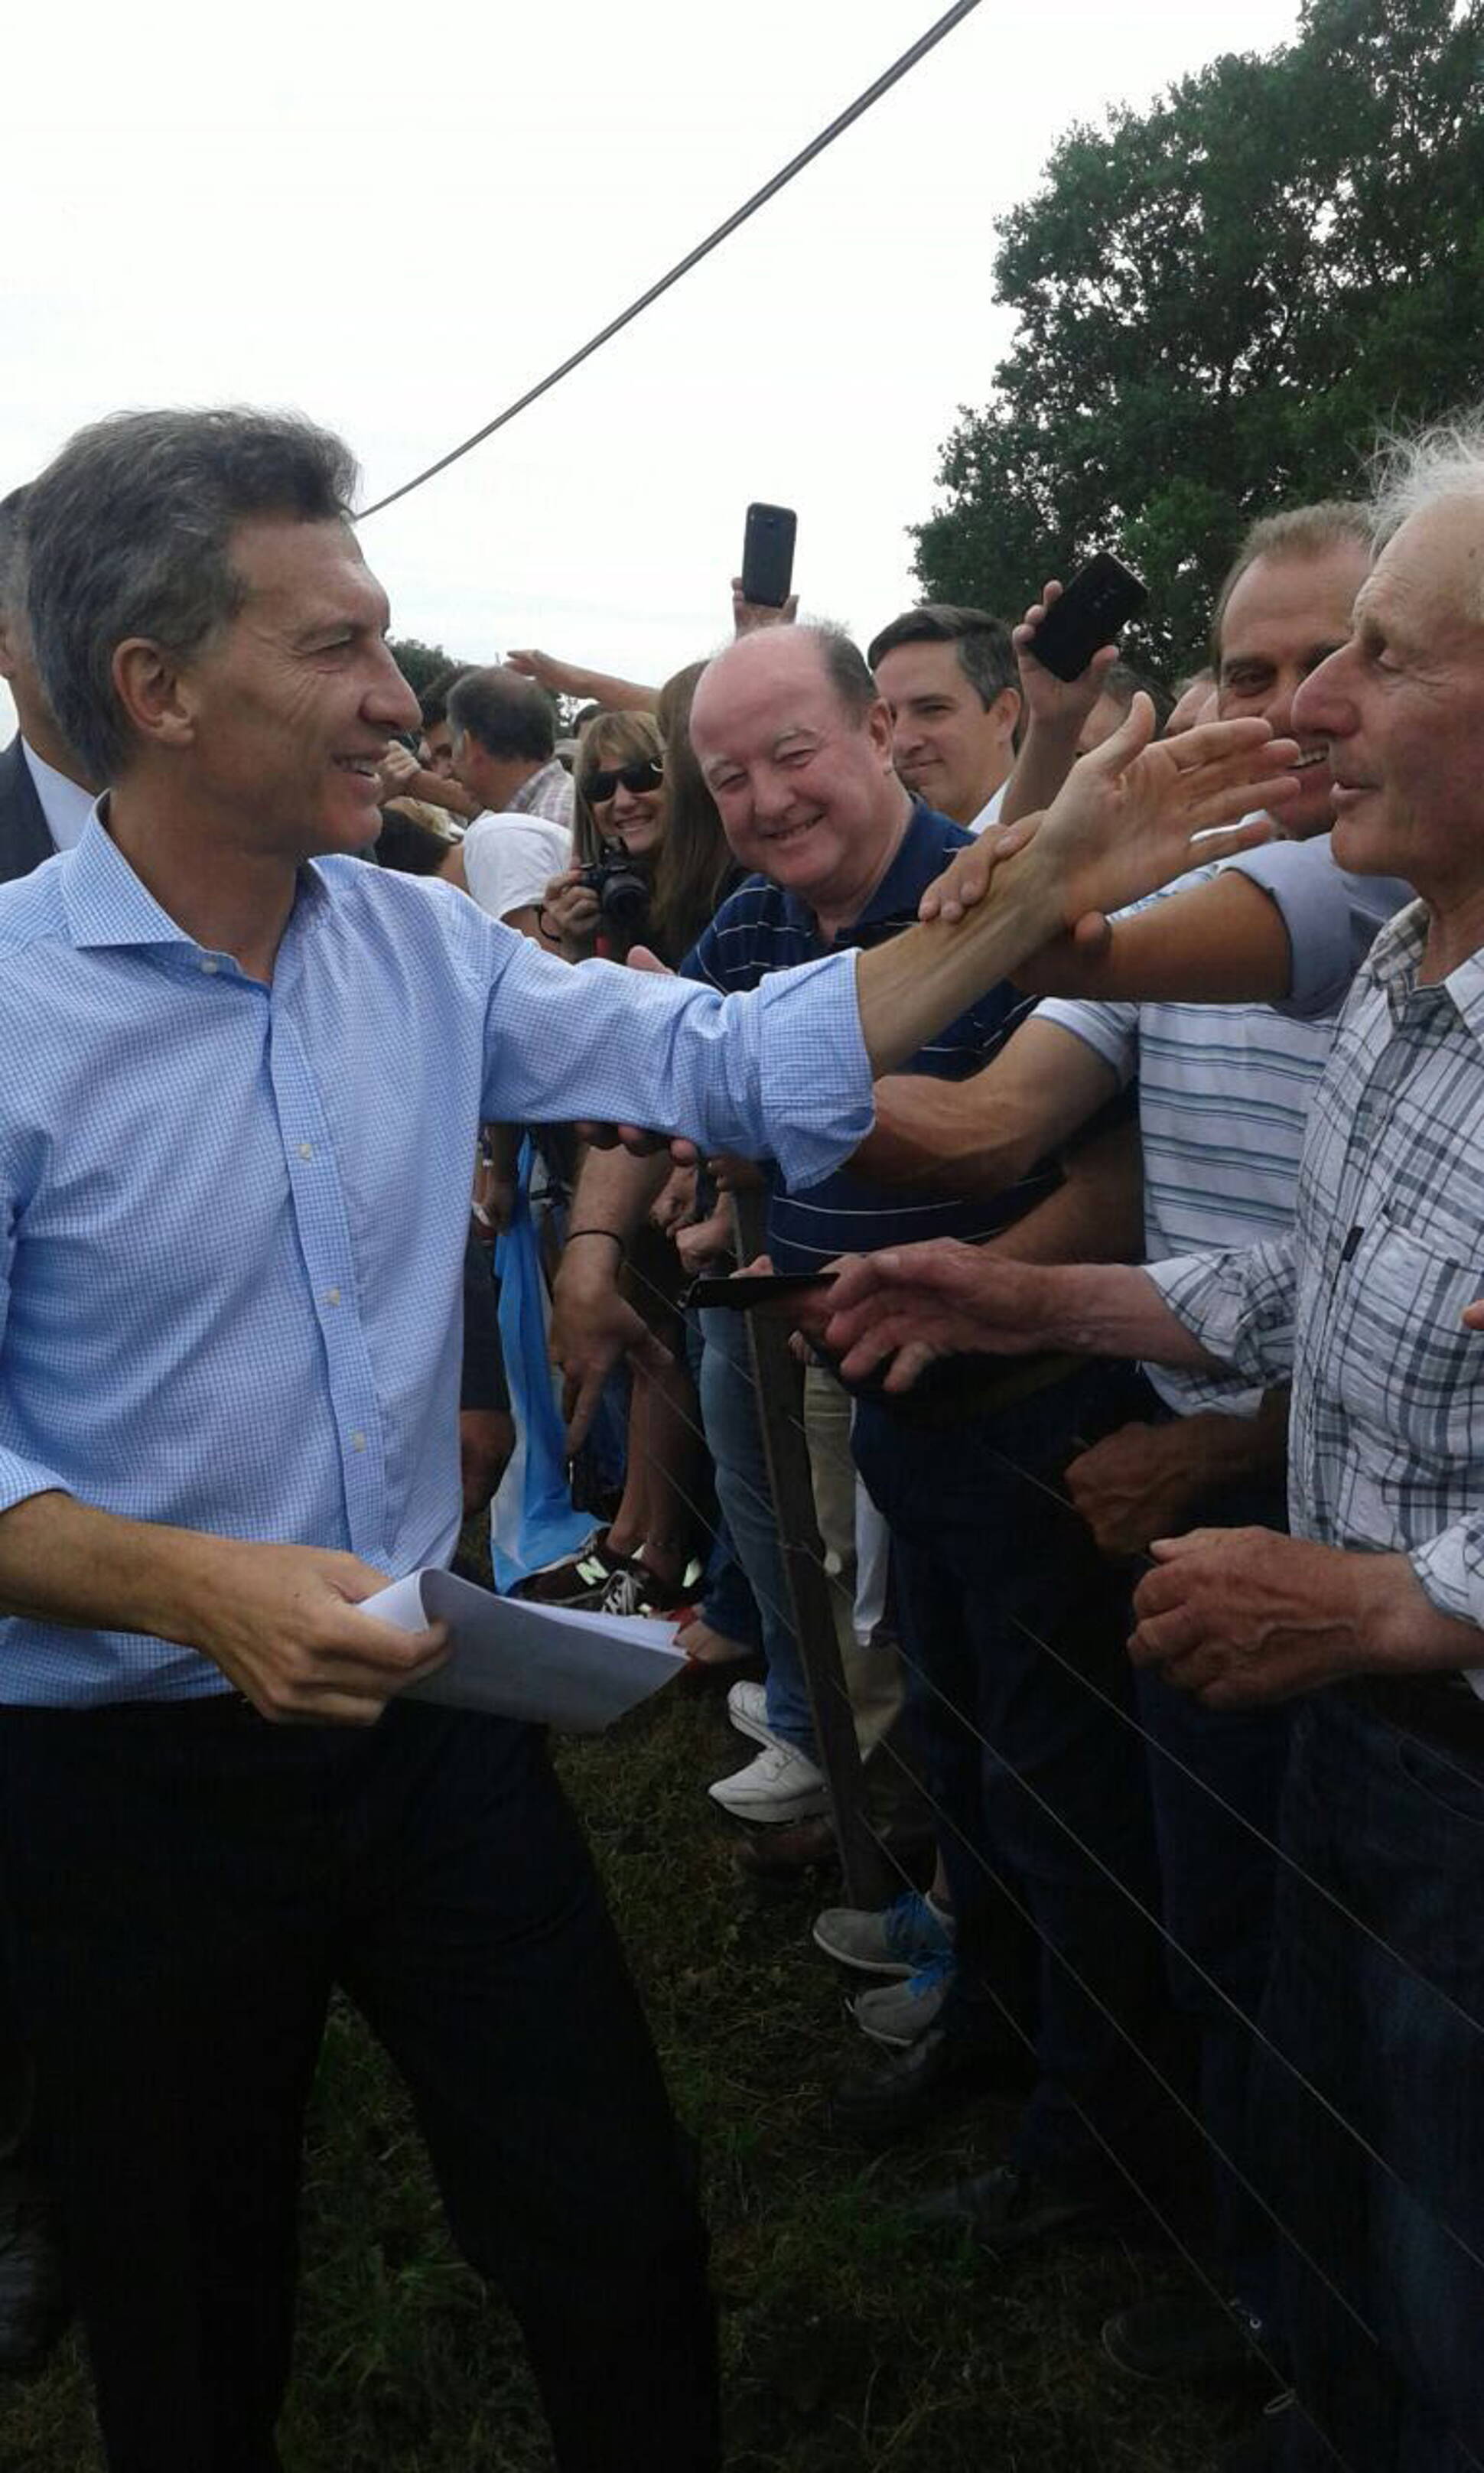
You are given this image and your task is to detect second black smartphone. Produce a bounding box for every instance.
[1029,551,1148,681]
[682,1269,835,1311]
[740,503,797,608]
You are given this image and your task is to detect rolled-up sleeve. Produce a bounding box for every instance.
[1409,1520,1484,1652]
[1144,1231,1299,1388]
[1222,842,1414,1019]
[478,936,874,1191]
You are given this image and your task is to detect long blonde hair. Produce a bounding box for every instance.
[571,708,666,868]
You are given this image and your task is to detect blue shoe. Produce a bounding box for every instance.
[854,1950,956,2048]
[812,1888,955,1979]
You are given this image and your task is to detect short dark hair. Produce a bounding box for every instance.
[446,665,556,765]
[21,408,359,782]
[418,666,470,732]
[867,603,1019,712]
[0,484,28,619]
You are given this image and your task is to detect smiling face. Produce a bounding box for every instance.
[1291,496,1484,907]
[871,638,1017,826]
[690,632,906,928]
[1216,542,1372,837]
[587,757,666,858]
[165,516,418,858]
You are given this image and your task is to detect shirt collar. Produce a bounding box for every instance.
[1366,897,1484,1048]
[20,738,95,854]
[780,799,965,940]
[60,802,330,955]
[509,759,565,816]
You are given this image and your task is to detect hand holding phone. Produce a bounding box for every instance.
[739,503,797,613]
[1027,552,1147,682]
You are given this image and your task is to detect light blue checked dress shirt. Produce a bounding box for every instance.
[0,817,871,1705]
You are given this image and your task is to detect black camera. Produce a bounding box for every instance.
[577,836,650,934]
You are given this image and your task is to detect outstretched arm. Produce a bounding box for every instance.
[853,697,1297,1071]
[819,1241,1222,1396]
[506,649,659,714]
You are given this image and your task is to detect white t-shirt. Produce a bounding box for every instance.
[461,815,571,926]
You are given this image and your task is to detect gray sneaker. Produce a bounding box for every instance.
[812,1887,955,1978]
[854,1951,955,2048]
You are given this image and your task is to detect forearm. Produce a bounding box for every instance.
[406,766,480,820]
[1177,1388,1290,1490]
[562,663,659,714]
[1030,1261,1226,1368]
[999,718,1079,829]
[1018,873,1293,1005]
[1350,1552,1484,1677]
[0,1489,226,1645]
[848,1078,1048,1198]
[854,847,1063,1074]
[563,1144,672,1254]
[991,1118,1143,1267]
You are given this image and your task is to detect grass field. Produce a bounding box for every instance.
[0,1676,1251,2470]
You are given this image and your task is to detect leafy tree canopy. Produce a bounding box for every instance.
[911,0,1484,675]
[386,636,468,701]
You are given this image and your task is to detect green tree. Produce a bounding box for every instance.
[386,636,467,701]
[912,0,1484,675]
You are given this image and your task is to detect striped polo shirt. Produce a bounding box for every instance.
[681,800,1055,1271]
[1037,843,1408,1414]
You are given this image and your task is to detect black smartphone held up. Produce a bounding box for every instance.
[1029,552,1149,682]
[740,503,797,608]
[682,1269,835,1312]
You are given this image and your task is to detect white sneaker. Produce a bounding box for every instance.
[726,1677,773,1747]
[708,1739,830,1823]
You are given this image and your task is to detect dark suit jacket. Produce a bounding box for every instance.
[0,735,57,883]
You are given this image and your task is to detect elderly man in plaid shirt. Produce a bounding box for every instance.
[820,418,1484,2473]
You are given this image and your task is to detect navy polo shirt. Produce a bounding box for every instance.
[681,801,1059,1272]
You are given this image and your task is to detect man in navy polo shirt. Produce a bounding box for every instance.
[553,627,1170,2238]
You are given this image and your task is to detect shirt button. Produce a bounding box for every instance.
[324,1287,341,1307]
[200,956,220,975]
[350,1431,366,1453]
[298,1143,314,1160]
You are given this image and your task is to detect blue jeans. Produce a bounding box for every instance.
[1261,1686,1484,2471]
[854,1367,1167,2188]
[696,1307,814,1754]
[680,1311,760,1651]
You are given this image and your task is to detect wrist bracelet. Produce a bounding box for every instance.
[565,1228,625,1251]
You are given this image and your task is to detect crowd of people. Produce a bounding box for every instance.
[0,397,1480,2473]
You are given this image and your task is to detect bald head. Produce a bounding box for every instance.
[689,623,910,933]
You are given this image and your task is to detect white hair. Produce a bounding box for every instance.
[1370,412,1484,549]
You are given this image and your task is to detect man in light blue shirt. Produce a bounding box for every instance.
[0,408,1296,2473]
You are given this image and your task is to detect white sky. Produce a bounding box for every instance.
[3,0,1306,727]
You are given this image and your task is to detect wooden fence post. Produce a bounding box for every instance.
[731,1192,891,1908]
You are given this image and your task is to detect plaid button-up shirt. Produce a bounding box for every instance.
[508,758,574,829]
[1148,900,1484,1685]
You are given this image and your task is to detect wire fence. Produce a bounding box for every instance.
[498,1183,1484,2473]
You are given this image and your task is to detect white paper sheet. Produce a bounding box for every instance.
[362,1566,686,1733]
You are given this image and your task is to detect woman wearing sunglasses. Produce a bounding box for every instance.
[541,711,667,963]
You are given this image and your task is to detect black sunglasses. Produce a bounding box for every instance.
[587,758,663,804]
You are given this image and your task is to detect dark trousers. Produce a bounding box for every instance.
[1119,1410,1294,2324]
[1264,1688,1484,2472]
[854,1368,1169,2190]
[0,1698,718,2473]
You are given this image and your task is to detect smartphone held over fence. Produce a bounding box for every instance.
[740,503,797,608]
[1030,551,1148,681]
[682,1270,836,1311]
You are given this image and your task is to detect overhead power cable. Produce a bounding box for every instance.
[356,0,984,519]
